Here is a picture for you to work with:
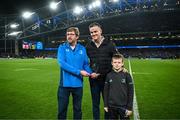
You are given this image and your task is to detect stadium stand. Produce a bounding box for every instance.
[0,0,180,59]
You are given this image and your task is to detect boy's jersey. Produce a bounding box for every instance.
[104,70,134,110]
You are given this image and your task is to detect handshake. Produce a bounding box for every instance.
[80,70,100,79]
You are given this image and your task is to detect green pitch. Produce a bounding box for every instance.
[0,58,180,119]
[130,59,180,119]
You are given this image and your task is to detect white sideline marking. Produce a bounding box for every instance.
[133,72,152,75]
[14,68,39,71]
[128,59,140,120]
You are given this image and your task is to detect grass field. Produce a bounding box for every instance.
[0,58,180,119]
[131,59,180,119]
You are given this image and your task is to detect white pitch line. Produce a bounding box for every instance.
[128,59,140,120]
[14,68,39,71]
[133,72,152,75]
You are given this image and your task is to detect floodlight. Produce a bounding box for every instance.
[112,0,119,2]
[88,5,93,10]
[22,11,35,19]
[92,2,97,8]
[73,6,83,15]
[10,23,19,29]
[89,0,102,9]
[94,0,101,7]
[49,1,61,10]
[8,31,22,36]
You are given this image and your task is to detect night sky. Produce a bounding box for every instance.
[0,0,90,15]
[0,0,48,15]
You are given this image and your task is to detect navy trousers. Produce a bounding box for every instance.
[57,86,83,119]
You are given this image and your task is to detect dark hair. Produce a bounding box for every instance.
[66,27,80,36]
[89,22,102,29]
[112,53,124,62]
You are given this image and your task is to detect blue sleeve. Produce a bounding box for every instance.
[57,45,81,76]
[82,47,92,74]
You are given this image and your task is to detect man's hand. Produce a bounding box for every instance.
[80,70,90,77]
[123,68,128,73]
[104,107,108,112]
[90,73,100,79]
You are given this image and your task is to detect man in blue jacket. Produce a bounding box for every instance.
[57,27,92,119]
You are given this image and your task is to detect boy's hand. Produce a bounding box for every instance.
[104,107,108,112]
[126,110,133,116]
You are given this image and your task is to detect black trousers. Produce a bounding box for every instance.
[108,107,130,120]
[89,77,109,119]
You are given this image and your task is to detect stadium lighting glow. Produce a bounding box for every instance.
[92,2,96,8]
[8,31,22,36]
[89,0,101,10]
[94,0,101,7]
[112,0,119,2]
[10,23,19,29]
[22,11,35,19]
[88,5,93,10]
[73,6,83,15]
[49,1,61,10]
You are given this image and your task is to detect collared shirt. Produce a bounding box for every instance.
[86,38,117,75]
[92,36,104,48]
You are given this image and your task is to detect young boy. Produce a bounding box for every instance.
[104,54,134,119]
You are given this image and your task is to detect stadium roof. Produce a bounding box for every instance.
[0,0,180,40]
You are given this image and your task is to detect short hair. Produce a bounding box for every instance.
[89,22,102,29]
[66,27,80,36]
[112,53,124,62]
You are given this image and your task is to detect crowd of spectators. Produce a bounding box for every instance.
[120,48,180,59]
[1,48,179,59]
